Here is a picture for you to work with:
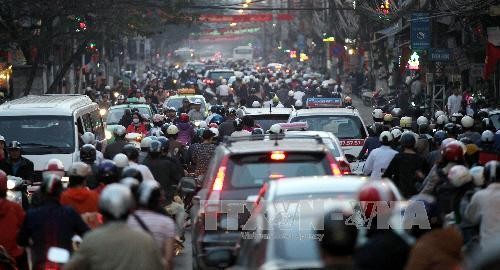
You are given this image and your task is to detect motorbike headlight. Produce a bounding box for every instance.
[113,92,119,98]
[7,179,16,190]
[173,79,177,84]
[99,108,106,116]
[105,130,112,140]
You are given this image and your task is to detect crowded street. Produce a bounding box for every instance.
[1,0,500,270]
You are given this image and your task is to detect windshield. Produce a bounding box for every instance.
[106,107,151,125]
[252,115,290,132]
[490,113,500,130]
[273,226,321,262]
[208,72,234,80]
[321,138,341,157]
[167,97,206,112]
[291,115,366,140]
[0,116,75,154]
[228,153,329,189]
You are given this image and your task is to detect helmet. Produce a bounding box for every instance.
[199,121,208,129]
[436,115,449,125]
[444,123,459,136]
[81,132,96,145]
[390,127,403,140]
[416,116,428,126]
[152,114,164,123]
[484,161,500,183]
[383,114,393,123]
[268,124,282,134]
[0,170,6,192]
[43,159,65,178]
[209,123,219,129]
[448,165,472,187]
[120,177,140,196]
[80,144,97,163]
[461,115,474,128]
[122,144,139,161]
[113,153,129,168]
[233,118,244,130]
[295,100,303,107]
[137,181,161,208]
[379,131,393,144]
[157,137,169,152]
[67,162,91,178]
[149,140,162,153]
[236,108,245,118]
[272,95,280,103]
[121,166,143,182]
[252,128,264,135]
[400,132,416,148]
[372,109,384,121]
[441,138,456,149]
[249,100,261,108]
[166,125,179,135]
[98,160,119,184]
[113,125,126,137]
[357,180,397,217]
[8,141,21,150]
[179,113,189,123]
[318,209,358,257]
[470,166,485,187]
[450,112,463,124]
[371,122,385,136]
[99,183,134,220]
[433,130,447,146]
[41,173,63,197]
[481,130,494,143]
[209,127,219,138]
[140,137,153,150]
[441,142,464,162]
[210,115,224,125]
[400,117,412,128]
[0,135,4,143]
[391,108,403,118]
[434,110,446,120]
[105,85,111,90]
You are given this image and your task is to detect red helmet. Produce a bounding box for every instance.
[357,180,397,218]
[441,141,464,162]
[43,158,65,178]
[179,113,190,123]
[0,170,7,191]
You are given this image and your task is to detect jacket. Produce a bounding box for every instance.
[0,157,34,181]
[103,138,128,160]
[363,146,398,180]
[405,227,463,270]
[60,187,99,214]
[0,199,25,258]
[383,152,429,198]
[176,122,194,146]
[143,156,181,199]
[358,136,381,159]
[218,119,236,139]
[126,123,148,136]
[64,221,163,270]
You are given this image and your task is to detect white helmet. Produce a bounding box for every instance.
[461,115,474,128]
[276,103,285,108]
[252,101,261,108]
[295,100,303,107]
[285,78,292,84]
[152,114,164,123]
[67,162,91,178]
[448,165,472,187]
[104,85,111,90]
[199,121,208,129]
[379,131,394,143]
[43,158,65,178]
[400,116,412,128]
[470,166,485,187]
[390,128,403,140]
[434,110,446,119]
[209,127,219,137]
[113,153,129,168]
[0,135,4,142]
[167,125,179,135]
[441,138,456,149]
[236,108,245,118]
[268,124,282,134]
[302,81,308,86]
[114,125,127,137]
[481,130,494,143]
[436,115,449,125]
[288,90,294,97]
[140,137,153,149]
[372,109,384,120]
[416,116,428,126]
[99,183,134,219]
[81,132,96,145]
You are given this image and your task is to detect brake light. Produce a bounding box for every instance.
[212,166,226,191]
[338,160,351,175]
[270,151,286,161]
[326,154,342,176]
[205,156,229,212]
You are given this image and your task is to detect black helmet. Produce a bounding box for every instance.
[317,209,358,257]
[98,160,119,184]
[433,130,446,145]
[444,123,458,136]
[8,141,21,150]
[149,140,162,154]
[121,166,143,182]
[400,133,416,148]
[459,137,473,145]
[122,144,139,161]
[484,161,500,184]
[80,144,97,163]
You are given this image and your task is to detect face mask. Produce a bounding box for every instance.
[133,119,140,124]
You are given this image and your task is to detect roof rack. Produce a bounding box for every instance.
[223,133,324,147]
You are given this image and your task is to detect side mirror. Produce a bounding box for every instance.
[179,176,196,194]
[47,247,70,264]
[345,154,356,163]
[203,247,236,268]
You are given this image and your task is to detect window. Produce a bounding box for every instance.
[291,115,367,139]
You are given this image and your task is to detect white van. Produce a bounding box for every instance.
[233,46,253,62]
[0,95,104,181]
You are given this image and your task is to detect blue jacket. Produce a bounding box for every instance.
[358,136,382,159]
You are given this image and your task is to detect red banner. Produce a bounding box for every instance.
[198,13,293,23]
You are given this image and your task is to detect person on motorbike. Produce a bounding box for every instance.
[0,141,34,183]
[103,125,128,160]
[191,129,216,179]
[163,107,177,125]
[126,112,148,136]
[358,123,383,160]
[383,132,429,198]
[458,115,481,145]
[138,137,154,164]
[149,114,165,137]
[435,114,449,131]
[426,130,447,168]
[218,108,237,138]
[383,114,393,129]
[118,109,133,128]
[363,131,398,180]
[372,108,384,123]
[0,169,26,269]
[163,125,186,163]
[231,118,251,137]
[143,141,180,201]
[176,114,194,146]
[443,123,461,139]
[80,132,104,163]
[127,180,176,270]
[187,100,205,121]
[415,116,433,157]
[122,144,155,182]
[390,127,403,151]
[18,174,89,270]
[94,160,120,194]
[65,184,164,270]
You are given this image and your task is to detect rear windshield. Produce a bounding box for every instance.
[227,153,329,189]
[166,97,206,112]
[291,115,366,140]
[208,71,234,80]
[252,115,290,132]
[106,107,151,125]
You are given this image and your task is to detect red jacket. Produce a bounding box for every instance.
[0,199,25,258]
[126,123,148,136]
[60,187,99,214]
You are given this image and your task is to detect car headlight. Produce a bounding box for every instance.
[99,108,106,116]
[105,130,112,140]
[7,179,16,190]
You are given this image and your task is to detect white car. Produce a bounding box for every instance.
[288,107,369,159]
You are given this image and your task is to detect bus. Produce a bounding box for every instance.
[173,48,196,64]
[232,46,253,62]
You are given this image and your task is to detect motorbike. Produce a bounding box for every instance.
[6,176,30,209]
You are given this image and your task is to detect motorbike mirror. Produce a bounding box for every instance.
[345,154,356,163]
[179,177,196,190]
[203,247,236,268]
[47,247,70,264]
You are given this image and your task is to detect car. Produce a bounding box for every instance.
[288,107,369,158]
[105,103,154,140]
[204,69,236,85]
[190,135,343,270]
[204,176,369,270]
[243,107,294,132]
[162,89,209,117]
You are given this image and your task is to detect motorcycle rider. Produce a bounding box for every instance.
[0,141,34,183]
[176,114,194,146]
[218,108,237,138]
[80,132,104,163]
[138,137,153,164]
[372,108,384,123]
[187,99,205,121]
[0,135,6,162]
[103,125,127,160]
[149,114,164,137]
[178,98,191,115]
[358,123,383,159]
[143,140,180,202]
[80,144,100,189]
[18,174,89,270]
[127,181,176,270]
[231,118,252,137]
[118,109,133,128]
[415,116,433,157]
[426,130,447,168]
[94,160,120,194]
[65,184,164,270]
[363,131,398,180]
[122,144,155,182]
[126,112,148,136]
[458,115,481,145]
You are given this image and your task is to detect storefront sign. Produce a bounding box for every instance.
[411,13,431,49]
[429,48,452,61]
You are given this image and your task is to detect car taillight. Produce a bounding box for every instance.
[212,166,226,191]
[205,156,229,212]
[338,160,351,175]
[270,151,286,161]
[326,154,342,176]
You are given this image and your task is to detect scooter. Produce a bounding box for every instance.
[6,176,30,209]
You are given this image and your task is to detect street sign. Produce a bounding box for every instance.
[411,13,431,49]
[429,48,452,62]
